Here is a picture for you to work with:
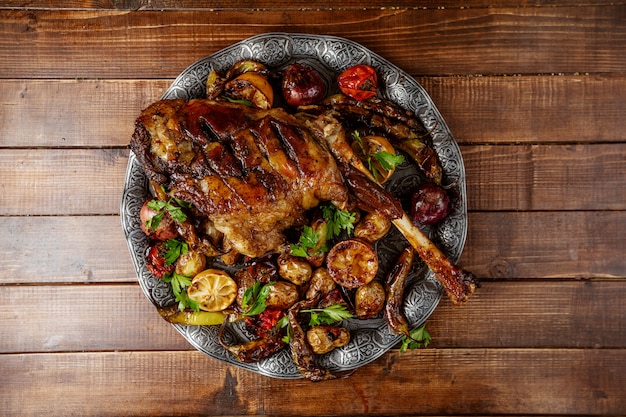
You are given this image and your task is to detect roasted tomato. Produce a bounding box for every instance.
[337,64,378,100]
[145,242,175,278]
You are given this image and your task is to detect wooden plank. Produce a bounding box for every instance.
[0,149,128,216]
[1,7,625,78]
[0,213,624,284]
[3,0,619,10]
[0,284,190,353]
[461,211,626,279]
[1,143,624,216]
[461,143,626,211]
[2,75,625,148]
[0,216,134,284]
[1,281,624,353]
[0,79,168,148]
[1,349,624,416]
[418,74,626,144]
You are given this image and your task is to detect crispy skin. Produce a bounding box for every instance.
[131,99,348,258]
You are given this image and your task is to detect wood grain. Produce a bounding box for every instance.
[1,281,624,353]
[1,213,624,283]
[2,75,625,148]
[3,0,617,10]
[2,349,624,416]
[1,7,625,78]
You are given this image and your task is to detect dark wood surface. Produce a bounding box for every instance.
[1,2,625,416]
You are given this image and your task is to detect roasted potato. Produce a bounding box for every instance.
[305,268,336,300]
[354,211,391,242]
[306,325,351,354]
[355,280,386,319]
[277,253,313,286]
[265,281,300,310]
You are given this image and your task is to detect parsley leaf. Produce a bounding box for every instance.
[241,281,276,316]
[399,323,432,352]
[373,151,405,171]
[321,204,356,239]
[162,238,189,266]
[290,226,323,257]
[302,304,353,326]
[146,198,188,230]
[162,272,199,312]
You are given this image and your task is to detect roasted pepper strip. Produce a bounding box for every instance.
[158,306,225,326]
[384,246,415,338]
[288,296,336,381]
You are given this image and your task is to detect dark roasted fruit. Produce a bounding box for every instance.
[410,182,452,226]
[282,63,326,107]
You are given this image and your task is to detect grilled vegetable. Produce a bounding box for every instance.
[410,181,453,226]
[337,64,378,100]
[384,246,415,338]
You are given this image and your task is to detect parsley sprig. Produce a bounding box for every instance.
[290,204,356,257]
[353,131,405,182]
[163,272,199,312]
[162,238,188,266]
[241,281,276,316]
[290,226,324,257]
[146,198,190,231]
[276,304,353,331]
[399,323,432,352]
[321,203,356,239]
[302,304,353,326]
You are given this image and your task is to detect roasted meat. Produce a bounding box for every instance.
[131,99,349,258]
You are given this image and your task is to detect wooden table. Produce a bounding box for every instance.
[1,2,625,416]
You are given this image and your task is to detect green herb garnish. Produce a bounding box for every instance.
[302,304,353,326]
[290,226,323,257]
[241,281,276,316]
[399,323,432,352]
[321,203,356,239]
[162,238,189,266]
[162,271,199,312]
[146,198,189,230]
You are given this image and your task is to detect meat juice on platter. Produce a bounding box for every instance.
[121,33,476,380]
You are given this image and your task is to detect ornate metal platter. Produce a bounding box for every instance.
[121,33,467,379]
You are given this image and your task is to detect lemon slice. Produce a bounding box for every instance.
[187,269,238,312]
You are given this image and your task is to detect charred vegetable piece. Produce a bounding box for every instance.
[306,325,350,354]
[288,297,336,381]
[277,253,313,286]
[145,242,176,278]
[354,211,392,243]
[337,64,378,100]
[282,63,326,107]
[355,280,386,319]
[224,72,274,109]
[398,139,443,185]
[384,246,415,338]
[326,238,378,289]
[158,306,225,325]
[410,181,452,226]
[218,321,287,363]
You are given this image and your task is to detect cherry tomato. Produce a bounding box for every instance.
[337,64,378,100]
[145,242,175,278]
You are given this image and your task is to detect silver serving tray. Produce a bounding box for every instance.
[121,33,467,379]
